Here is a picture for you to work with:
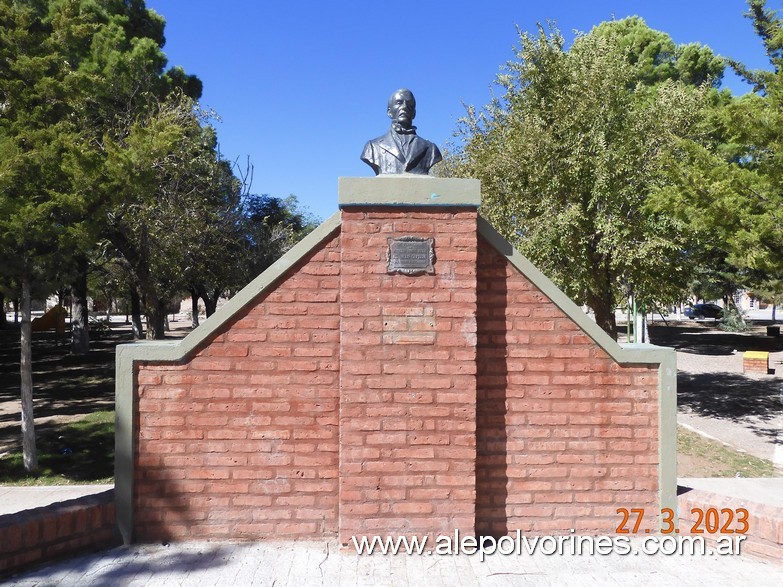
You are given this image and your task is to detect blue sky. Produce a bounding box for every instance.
[145,1,771,222]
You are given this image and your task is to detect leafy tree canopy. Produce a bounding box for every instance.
[447,20,715,337]
[591,16,725,87]
[652,1,783,296]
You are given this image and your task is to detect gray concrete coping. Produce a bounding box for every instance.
[0,484,113,516]
[680,478,783,509]
[338,175,481,207]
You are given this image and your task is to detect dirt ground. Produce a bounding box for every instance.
[647,320,783,476]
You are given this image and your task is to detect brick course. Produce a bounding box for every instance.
[339,208,477,543]
[135,235,341,541]
[0,490,116,578]
[475,238,659,536]
[129,208,664,544]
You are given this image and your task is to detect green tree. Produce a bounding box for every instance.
[728,0,783,92]
[0,0,92,471]
[448,23,712,338]
[183,190,318,328]
[592,16,724,87]
[59,0,201,344]
[0,0,205,469]
[99,93,227,338]
[239,193,318,285]
[651,1,783,307]
[747,272,783,320]
[725,1,783,275]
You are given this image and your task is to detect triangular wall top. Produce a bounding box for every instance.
[115,176,675,545]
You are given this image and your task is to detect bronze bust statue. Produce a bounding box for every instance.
[361,89,442,175]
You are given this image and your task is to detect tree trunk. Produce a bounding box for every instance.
[20,277,38,472]
[130,289,144,339]
[582,248,618,340]
[0,294,6,329]
[71,256,90,354]
[588,293,618,341]
[635,304,648,344]
[145,298,168,340]
[195,284,220,318]
[189,288,200,328]
[13,298,19,323]
[204,295,218,317]
[773,303,777,322]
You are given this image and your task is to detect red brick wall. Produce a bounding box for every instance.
[338,208,477,543]
[475,238,659,536]
[134,234,341,541]
[0,490,116,578]
[130,219,663,543]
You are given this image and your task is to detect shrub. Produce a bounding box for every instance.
[719,306,748,332]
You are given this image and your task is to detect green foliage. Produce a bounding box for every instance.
[448,21,712,336]
[653,1,783,301]
[728,0,783,92]
[591,16,725,87]
[0,0,88,297]
[239,193,318,283]
[719,305,749,332]
[0,0,207,327]
[1,0,307,340]
[747,271,783,307]
[97,93,240,332]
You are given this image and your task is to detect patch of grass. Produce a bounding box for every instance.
[677,425,775,478]
[0,411,114,485]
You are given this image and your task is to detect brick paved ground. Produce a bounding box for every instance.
[4,539,782,586]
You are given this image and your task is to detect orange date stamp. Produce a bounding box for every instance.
[616,507,749,535]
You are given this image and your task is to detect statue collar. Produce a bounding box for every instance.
[391,123,417,135]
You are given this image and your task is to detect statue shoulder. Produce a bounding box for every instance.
[366,130,393,146]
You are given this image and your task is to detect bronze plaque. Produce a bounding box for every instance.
[387,236,435,275]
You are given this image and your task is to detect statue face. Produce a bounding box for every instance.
[387,90,416,129]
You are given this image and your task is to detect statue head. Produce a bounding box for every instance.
[361,87,442,175]
[387,88,416,130]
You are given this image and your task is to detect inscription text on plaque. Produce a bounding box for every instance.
[387,236,435,275]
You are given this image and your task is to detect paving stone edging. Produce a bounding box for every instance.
[0,489,118,578]
[678,487,783,561]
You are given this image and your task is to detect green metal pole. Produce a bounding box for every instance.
[640,301,645,343]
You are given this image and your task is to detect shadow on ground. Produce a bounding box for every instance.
[678,372,782,423]
[11,544,236,587]
[0,327,131,405]
[649,323,783,356]
[649,322,783,446]
[0,326,133,459]
[0,413,115,482]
